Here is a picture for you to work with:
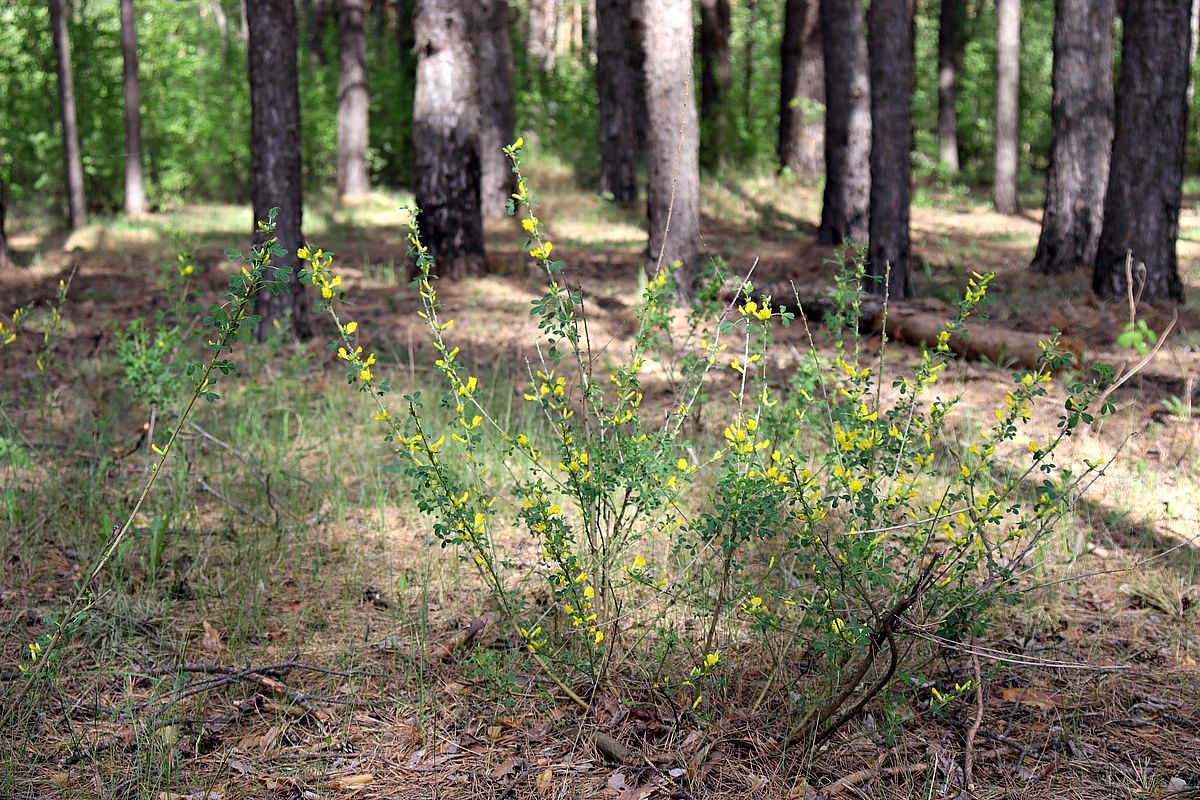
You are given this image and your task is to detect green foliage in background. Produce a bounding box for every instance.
[5,0,1190,220]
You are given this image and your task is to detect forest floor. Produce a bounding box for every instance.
[1,158,1199,799]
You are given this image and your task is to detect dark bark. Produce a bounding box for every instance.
[937,0,963,172]
[818,0,870,245]
[628,0,649,147]
[120,0,148,216]
[779,0,824,179]
[473,0,518,218]
[1030,0,1113,275]
[596,0,639,204]
[993,0,1020,214]
[0,179,11,270]
[246,0,310,339]
[699,0,731,166]
[395,0,414,52]
[413,0,485,279]
[867,0,915,299]
[1094,0,1190,302]
[49,0,85,230]
[307,0,329,64]
[642,0,701,298]
[337,0,370,200]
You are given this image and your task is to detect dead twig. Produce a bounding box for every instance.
[826,756,930,798]
[963,653,983,795]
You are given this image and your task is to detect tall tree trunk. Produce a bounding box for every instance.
[779,0,824,179]
[993,0,1020,214]
[212,0,230,64]
[246,0,310,339]
[239,0,250,45]
[0,178,11,270]
[49,0,85,230]
[120,0,148,217]
[336,0,371,200]
[528,0,558,71]
[741,0,759,122]
[629,0,649,147]
[1094,0,1190,302]
[596,0,639,204]
[699,0,731,167]
[307,0,329,64]
[413,0,485,279]
[1030,0,1113,275]
[937,0,963,172]
[817,0,870,245]
[395,0,414,52]
[1189,0,1199,106]
[867,0,915,299]
[586,0,597,60]
[474,0,518,218]
[642,0,701,298]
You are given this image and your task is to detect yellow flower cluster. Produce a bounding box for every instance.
[0,306,24,347]
[298,246,342,299]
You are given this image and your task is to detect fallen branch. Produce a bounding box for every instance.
[136,658,381,715]
[724,281,1081,370]
[826,761,930,798]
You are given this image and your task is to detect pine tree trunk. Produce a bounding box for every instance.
[628,0,649,147]
[307,0,329,64]
[528,0,558,71]
[699,0,731,166]
[1030,0,1113,275]
[336,0,371,201]
[413,0,485,279]
[1094,0,1190,302]
[0,179,11,270]
[246,0,310,339]
[1189,0,1199,106]
[596,0,639,204]
[473,0,518,218]
[867,0,915,299]
[212,0,230,64]
[993,0,1020,214]
[120,0,148,217]
[49,0,85,230]
[817,0,870,245]
[937,0,963,172]
[642,0,700,297]
[779,0,824,179]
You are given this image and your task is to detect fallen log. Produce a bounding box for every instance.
[721,281,1082,370]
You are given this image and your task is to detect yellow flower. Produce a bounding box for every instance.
[704,650,720,669]
[343,321,357,335]
[594,630,605,645]
[522,217,539,233]
[848,479,863,494]
[676,458,688,471]
[583,585,595,600]
[359,366,373,382]
[632,554,647,570]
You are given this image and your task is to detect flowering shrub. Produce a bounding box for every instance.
[295,141,1112,746]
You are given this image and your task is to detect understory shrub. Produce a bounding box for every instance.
[298,141,1113,747]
